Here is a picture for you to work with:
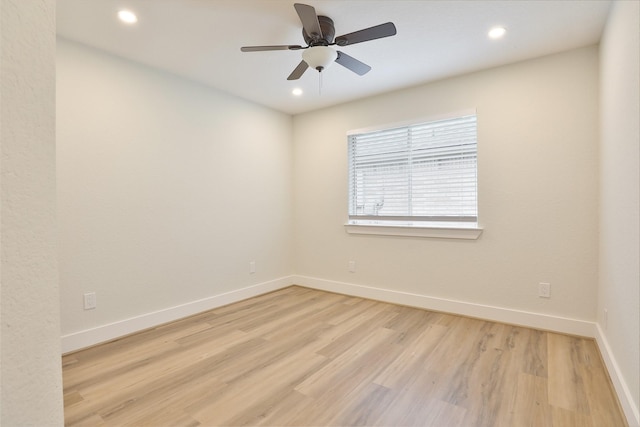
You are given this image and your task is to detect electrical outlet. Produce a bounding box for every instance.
[249,261,256,274]
[83,292,96,310]
[348,260,356,273]
[538,282,551,298]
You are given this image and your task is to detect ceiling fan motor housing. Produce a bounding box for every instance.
[303,15,335,45]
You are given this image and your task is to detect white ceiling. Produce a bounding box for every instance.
[56,0,611,115]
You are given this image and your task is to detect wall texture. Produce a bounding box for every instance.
[598,0,640,423]
[1,0,64,424]
[57,40,293,341]
[293,46,599,324]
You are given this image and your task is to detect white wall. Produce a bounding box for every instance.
[1,0,64,424]
[293,46,599,326]
[598,0,640,424]
[57,40,293,347]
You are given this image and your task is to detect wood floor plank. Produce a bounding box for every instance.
[521,327,548,377]
[315,308,399,359]
[64,336,266,426]
[551,404,595,427]
[547,333,591,414]
[422,398,468,427]
[237,290,342,338]
[63,286,628,427]
[67,412,108,427]
[497,372,551,427]
[190,349,327,425]
[261,299,348,343]
[327,383,397,427]
[458,326,512,426]
[79,329,251,400]
[115,376,225,426]
[375,395,468,427]
[230,389,311,427]
[63,320,213,390]
[384,305,442,345]
[373,322,449,389]
[577,338,628,426]
[295,327,401,398]
[64,391,84,407]
[325,298,384,325]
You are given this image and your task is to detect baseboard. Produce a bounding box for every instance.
[595,323,640,427]
[61,276,293,354]
[292,275,596,337]
[63,274,595,351]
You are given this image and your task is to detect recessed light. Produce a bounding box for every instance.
[292,88,303,96]
[118,10,138,24]
[488,26,506,39]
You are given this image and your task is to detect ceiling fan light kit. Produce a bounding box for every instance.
[241,3,397,81]
[302,46,338,72]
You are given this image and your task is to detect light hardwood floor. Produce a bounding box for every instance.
[63,286,627,426]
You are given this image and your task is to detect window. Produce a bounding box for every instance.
[347,113,478,234]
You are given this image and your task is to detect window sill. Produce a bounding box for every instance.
[344,222,483,240]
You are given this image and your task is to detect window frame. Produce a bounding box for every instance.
[345,110,483,239]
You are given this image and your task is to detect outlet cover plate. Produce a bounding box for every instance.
[83,292,96,310]
[538,282,551,298]
[348,261,356,273]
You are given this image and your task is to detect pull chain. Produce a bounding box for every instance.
[319,70,323,96]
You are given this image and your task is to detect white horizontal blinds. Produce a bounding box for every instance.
[349,127,411,217]
[348,114,477,222]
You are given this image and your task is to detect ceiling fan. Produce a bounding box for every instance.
[240,3,397,80]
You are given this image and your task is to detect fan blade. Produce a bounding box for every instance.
[335,51,371,76]
[335,22,397,46]
[294,3,323,39]
[287,60,309,80]
[241,45,303,52]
